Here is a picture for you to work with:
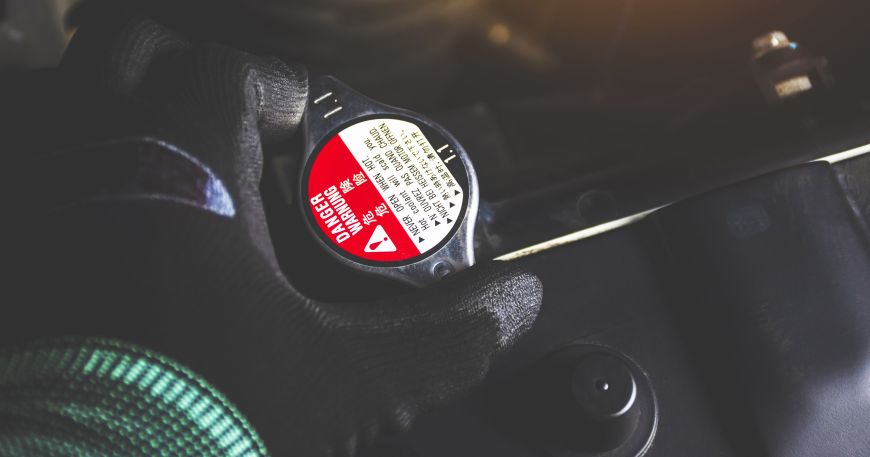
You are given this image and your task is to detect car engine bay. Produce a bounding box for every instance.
[3,0,870,456]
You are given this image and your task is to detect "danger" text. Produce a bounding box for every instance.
[310,186,363,243]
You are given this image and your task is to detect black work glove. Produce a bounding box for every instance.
[1,17,542,457]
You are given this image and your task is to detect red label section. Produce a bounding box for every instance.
[307,135,421,262]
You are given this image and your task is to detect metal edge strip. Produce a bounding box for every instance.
[495,141,870,261]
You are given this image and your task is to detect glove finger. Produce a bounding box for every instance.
[62,14,189,95]
[321,261,542,424]
[148,42,308,154]
[389,261,542,353]
[141,44,305,267]
[65,15,308,145]
[65,19,307,268]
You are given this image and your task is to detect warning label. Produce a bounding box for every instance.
[364,225,396,253]
[306,118,465,263]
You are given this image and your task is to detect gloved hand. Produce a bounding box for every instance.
[0,15,542,457]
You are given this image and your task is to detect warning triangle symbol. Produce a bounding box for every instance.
[454,190,460,196]
[364,225,397,253]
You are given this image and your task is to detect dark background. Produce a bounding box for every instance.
[5,2,870,455]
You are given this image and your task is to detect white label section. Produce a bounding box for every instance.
[338,118,464,254]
